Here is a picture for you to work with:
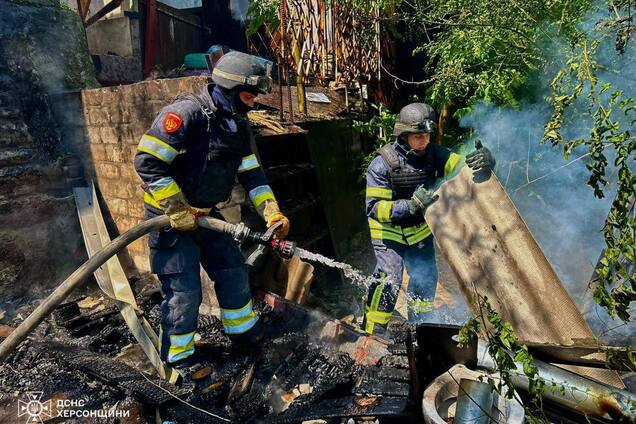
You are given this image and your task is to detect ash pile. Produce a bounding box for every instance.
[0,278,417,423]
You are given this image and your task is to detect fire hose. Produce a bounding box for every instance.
[0,215,296,362]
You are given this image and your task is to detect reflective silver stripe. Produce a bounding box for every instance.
[238,154,260,172]
[138,135,178,163]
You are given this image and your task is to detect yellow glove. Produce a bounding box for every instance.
[158,191,197,231]
[263,201,290,239]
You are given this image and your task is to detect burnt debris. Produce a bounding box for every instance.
[0,281,417,423]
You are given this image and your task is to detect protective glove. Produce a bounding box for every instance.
[263,201,290,239]
[158,191,197,231]
[465,140,496,173]
[407,185,439,215]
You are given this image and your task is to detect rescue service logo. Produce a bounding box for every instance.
[163,112,183,133]
[17,392,51,423]
[16,392,130,422]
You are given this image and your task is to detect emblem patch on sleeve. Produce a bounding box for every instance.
[163,112,183,133]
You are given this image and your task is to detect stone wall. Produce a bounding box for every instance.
[0,0,99,319]
[79,77,210,271]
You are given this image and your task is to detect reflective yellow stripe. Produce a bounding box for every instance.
[370,230,407,244]
[137,135,179,163]
[370,283,383,311]
[365,308,392,324]
[368,218,431,245]
[222,313,258,334]
[221,300,254,319]
[249,185,276,208]
[167,331,195,362]
[444,152,462,176]
[238,154,260,173]
[368,218,402,235]
[221,300,259,334]
[150,180,181,201]
[409,299,433,313]
[144,192,161,208]
[366,186,392,200]
[377,200,393,223]
[404,223,432,245]
[368,218,407,244]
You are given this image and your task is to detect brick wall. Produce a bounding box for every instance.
[79,77,210,271]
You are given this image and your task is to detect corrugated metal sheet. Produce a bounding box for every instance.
[426,167,623,388]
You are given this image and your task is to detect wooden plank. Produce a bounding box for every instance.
[74,185,177,383]
[84,0,124,27]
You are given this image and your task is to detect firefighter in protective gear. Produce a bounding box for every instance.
[363,103,495,334]
[134,51,290,367]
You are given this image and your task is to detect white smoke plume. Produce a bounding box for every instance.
[458,4,635,345]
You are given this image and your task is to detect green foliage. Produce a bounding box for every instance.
[246,0,280,36]
[543,7,636,321]
[353,103,398,173]
[399,0,591,108]
[460,295,548,422]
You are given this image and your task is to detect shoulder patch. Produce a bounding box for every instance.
[163,112,183,133]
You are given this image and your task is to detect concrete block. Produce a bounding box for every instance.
[89,144,107,161]
[127,145,140,161]
[120,107,133,124]
[118,83,147,105]
[88,108,108,125]
[127,201,146,219]
[82,89,102,107]
[99,179,137,199]
[100,88,118,106]
[85,125,102,143]
[115,126,138,145]
[115,215,144,233]
[104,196,129,216]
[95,162,120,179]
[119,164,141,181]
[131,253,150,272]
[100,126,123,144]
[145,80,165,101]
[127,237,148,254]
[104,145,129,163]
[127,121,150,140]
[106,105,122,124]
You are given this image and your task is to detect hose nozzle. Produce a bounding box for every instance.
[271,239,296,260]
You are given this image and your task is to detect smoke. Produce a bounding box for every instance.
[230,0,250,22]
[458,3,635,344]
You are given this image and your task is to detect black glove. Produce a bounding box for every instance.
[466,140,496,172]
[407,185,439,215]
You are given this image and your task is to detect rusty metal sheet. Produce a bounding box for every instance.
[425,167,624,388]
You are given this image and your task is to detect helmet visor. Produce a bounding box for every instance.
[246,75,273,94]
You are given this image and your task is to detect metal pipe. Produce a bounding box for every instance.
[455,379,494,424]
[477,340,636,421]
[0,216,247,362]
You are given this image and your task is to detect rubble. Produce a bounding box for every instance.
[0,284,418,423]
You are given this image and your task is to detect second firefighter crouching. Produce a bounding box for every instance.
[363,103,495,334]
[134,51,290,372]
